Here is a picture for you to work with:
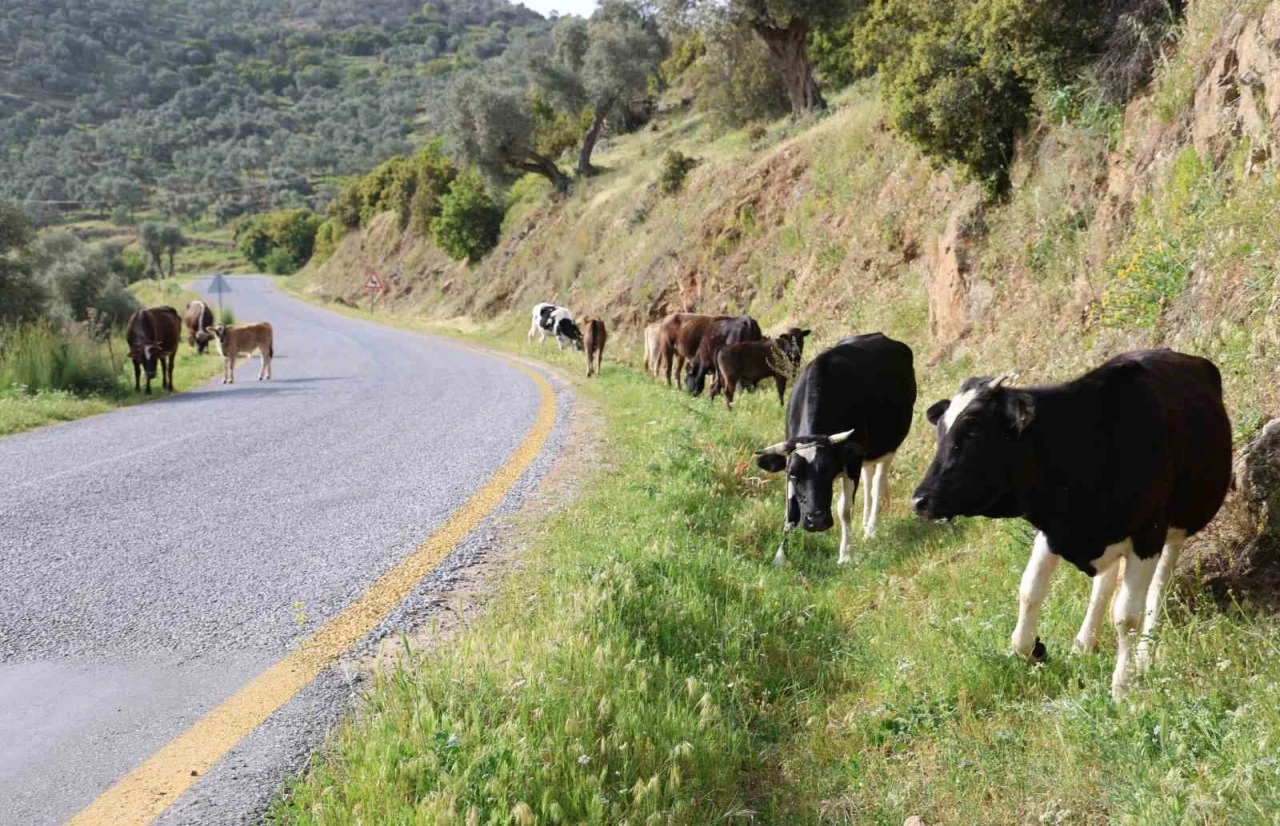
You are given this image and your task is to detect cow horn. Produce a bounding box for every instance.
[754,441,790,457]
[989,372,1018,390]
[828,428,856,445]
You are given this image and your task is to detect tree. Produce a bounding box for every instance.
[138,222,166,275]
[662,0,856,114]
[0,202,45,324]
[532,3,666,175]
[431,172,504,262]
[159,224,186,278]
[444,75,571,191]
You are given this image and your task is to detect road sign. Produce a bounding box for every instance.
[363,272,383,292]
[208,273,231,315]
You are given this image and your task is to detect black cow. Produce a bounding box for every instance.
[126,306,182,394]
[754,333,916,565]
[684,315,762,396]
[911,350,1232,699]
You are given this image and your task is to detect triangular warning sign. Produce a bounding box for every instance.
[208,273,232,294]
[364,272,382,291]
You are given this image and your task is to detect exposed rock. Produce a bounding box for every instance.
[1191,9,1280,164]
[1233,418,1280,575]
[926,185,984,345]
[903,817,926,826]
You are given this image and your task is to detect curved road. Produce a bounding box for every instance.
[0,278,553,825]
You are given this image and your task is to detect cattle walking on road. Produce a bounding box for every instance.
[911,350,1232,699]
[183,300,217,355]
[754,333,916,565]
[212,322,274,384]
[584,319,607,377]
[126,306,182,394]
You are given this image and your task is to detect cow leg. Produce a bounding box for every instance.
[133,360,141,392]
[1073,559,1120,655]
[723,379,735,410]
[859,464,872,534]
[1011,532,1060,662]
[1136,528,1186,674]
[836,474,857,565]
[864,454,893,539]
[774,480,800,565]
[1111,543,1160,699]
[773,375,785,406]
[166,352,176,391]
[258,351,267,380]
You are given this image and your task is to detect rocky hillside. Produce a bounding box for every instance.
[300,0,1279,457]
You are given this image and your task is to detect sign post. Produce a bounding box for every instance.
[208,273,231,319]
[363,271,383,313]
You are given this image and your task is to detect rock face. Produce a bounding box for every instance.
[1232,419,1280,580]
[1192,8,1280,165]
[926,186,984,346]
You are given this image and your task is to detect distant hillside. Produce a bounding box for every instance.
[0,0,549,222]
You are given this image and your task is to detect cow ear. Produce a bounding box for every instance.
[755,452,786,473]
[1005,391,1035,434]
[926,399,950,425]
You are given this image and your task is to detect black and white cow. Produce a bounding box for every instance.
[528,302,584,351]
[911,350,1232,699]
[754,333,916,565]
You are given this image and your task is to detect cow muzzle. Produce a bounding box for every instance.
[802,510,833,532]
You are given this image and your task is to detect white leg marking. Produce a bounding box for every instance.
[865,454,893,539]
[859,463,871,534]
[775,480,795,566]
[1073,558,1120,654]
[836,475,855,565]
[1136,528,1186,674]
[1111,546,1159,699]
[1011,532,1060,660]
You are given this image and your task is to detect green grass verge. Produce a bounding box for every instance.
[0,279,225,436]
[267,326,1280,826]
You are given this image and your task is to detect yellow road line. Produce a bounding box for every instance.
[67,360,558,826]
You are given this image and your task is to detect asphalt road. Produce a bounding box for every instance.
[0,277,553,825]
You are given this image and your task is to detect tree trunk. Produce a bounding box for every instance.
[577,107,608,176]
[167,249,175,279]
[751,18,825,115]
[510,150,572,192]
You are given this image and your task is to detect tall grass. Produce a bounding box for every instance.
[0,322,121,397]
[220,306,236,325]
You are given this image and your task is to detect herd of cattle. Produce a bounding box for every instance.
[124,299,275,393]
[530,300,1234,700]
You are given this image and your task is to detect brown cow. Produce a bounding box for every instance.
[658,312,730,387]
[183,300,216,355]
[686,315,762,396]
[713,328,810,410]
[584,319,607,377]
[642,321,664,378]
[210,322,274,384]
[126,306,182,394]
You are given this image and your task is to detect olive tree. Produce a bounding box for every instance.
[444,75,571,191]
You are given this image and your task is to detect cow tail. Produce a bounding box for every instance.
[269,341,274,359]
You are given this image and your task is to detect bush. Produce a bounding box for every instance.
[430,172,504,263]
[1097,237,1190,329]
[262,247,299,275]
[312,219,342,266]
[219,306,235,325]
[0,321,119,396]
[327,141,458,234]
[658,149,698,195]
[236,208,323,272]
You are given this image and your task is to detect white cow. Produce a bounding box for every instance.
[527,302,583,350]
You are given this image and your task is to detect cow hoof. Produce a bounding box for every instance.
[837,555,852,565]
[1030,637,1047,663]
[1072,637,1098,655]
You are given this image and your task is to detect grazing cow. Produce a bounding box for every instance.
[713,328,810,410]
[685,315,762,396]
[211,322,274,384]
[643,321,664,378]
[911,351,1232,699]
[125,306,182,394]
[183,300,216,355]
[584,319,607,377]
[528,302,583,351]
[657,312,730,387]
[754,333,916,565]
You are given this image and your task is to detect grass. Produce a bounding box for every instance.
[268,326,1280,826]
[0,278,226,436]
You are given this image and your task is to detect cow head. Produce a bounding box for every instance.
[912,374,1034,521]
[194,330,211,354]
[132,343,162,379]
[557,318,584,351]
[210,324,229,349]
[774,329,810,371]
[755,429,861,532]
[538,305,556,331]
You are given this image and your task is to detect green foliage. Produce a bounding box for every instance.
[326,140,458,236]
[235,208,323,273]
[311,219,342,266]
[689,21,788,130]
[430,173,504,262]
[658,149,698,195]
[529,91,594,160]
[0,321,119,397]
[0,203,44,325]
[219,306,236,326]
[1097,237,1190,329]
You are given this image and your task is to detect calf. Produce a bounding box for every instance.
[685,315,762,396]
[183,300,217,355]
[658,312,730,387]
[643,321,664,378]
[911,350,1232,699]
[528,302,583,351]
[584,319,607,377]
[211,322,274,384]
[126,306,182,394]
[754,333,916,565]
[713,328,809,410]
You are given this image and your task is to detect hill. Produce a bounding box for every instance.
[0,0,549,223]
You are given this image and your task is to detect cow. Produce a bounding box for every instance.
[712,328,810,410]
[528,302,583,351]
[125,306,182,395]
[910,350,1232,699]
[183,300,217,355]
[210,322,274,384]
[657,312,730,387]
[685,315,762,396]
[584,319,607,377]
[643,321,665,378]
[753,333,916,566]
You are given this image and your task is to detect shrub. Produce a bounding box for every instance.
[236,208,323,272]
[1096,237,1190,329]
[745,121,768,143]
[219,306,235,325]
[262,247,298,275]
[658,150,698,195]
[312,219,342,266]
[0,321,119,396]
[430,172,504,263]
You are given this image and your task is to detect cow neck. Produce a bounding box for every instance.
[1014,384,1105,530]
